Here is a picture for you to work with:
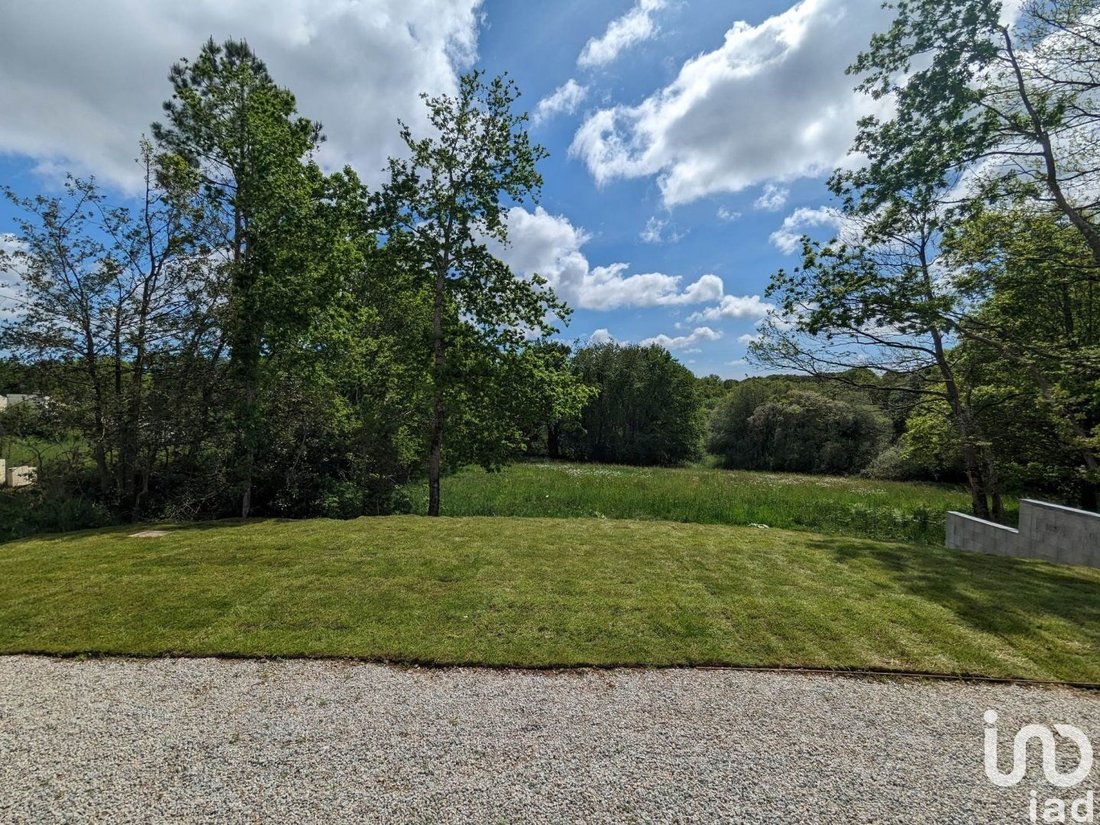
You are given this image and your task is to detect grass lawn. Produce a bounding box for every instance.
[1,435,81,467]
[403,462,994,545]
[1,515,1096,682]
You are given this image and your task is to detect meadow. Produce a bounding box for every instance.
[0,516,1096,682]
[403,461,993,545]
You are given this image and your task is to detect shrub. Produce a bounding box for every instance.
[709,387,891,475]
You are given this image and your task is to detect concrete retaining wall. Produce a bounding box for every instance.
[946,499,1100,569]
[946,511,1019,557]
[5,465,35,488]
[1017,499,1100,567]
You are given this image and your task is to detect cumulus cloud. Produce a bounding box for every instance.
[533,79,588,125]
[589,328,615,345]
[686,294,773,323]
[0,1,482,191]
[578,0,667,68]
[737,333,761,346]
[570,0,893,206]
[640,326,722,351]
[717,207,742,222]
[493,206,724,310]
[769,205,845,253]
[754,183,789,211]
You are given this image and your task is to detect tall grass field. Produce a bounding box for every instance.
[405,462,1000,545]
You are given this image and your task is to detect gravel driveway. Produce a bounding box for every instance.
[0,656,1096,823]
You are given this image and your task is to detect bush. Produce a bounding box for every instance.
[863,443,932,481]
[709,387,891,475]
[706,379,786,468]
[0,489,114,542]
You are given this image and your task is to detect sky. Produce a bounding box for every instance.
[0,0,898,378]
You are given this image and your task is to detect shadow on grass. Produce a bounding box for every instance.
[810,536,1100,640]
[0,517,288,546]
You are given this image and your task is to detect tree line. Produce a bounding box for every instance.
[0,39,588,523]
[4,0,1098,529]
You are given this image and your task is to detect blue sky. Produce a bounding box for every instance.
[0,0,892,377]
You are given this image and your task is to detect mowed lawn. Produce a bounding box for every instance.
[404,462,992,545]
[1,516,1096,682]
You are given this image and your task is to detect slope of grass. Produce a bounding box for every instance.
[404,462,992,545]
[1,516,1095,682]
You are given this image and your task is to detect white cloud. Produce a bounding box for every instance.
[0,234,28,316]
[533,79,588,125]
[640,326,722,351]
[0,1,482,191]
[769,205,845,253]
[494,206,724,310]
[570,0,893,206]
[717,207,742,222]
[737,333,761,346]
[754,183,789,211]
[578,0,667,68]
[639,216,683,244]
[686,294,773,323]
[589,328,615,345]
[640,216,664,244]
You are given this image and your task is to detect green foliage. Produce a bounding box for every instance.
[862,442,939,482]
[376,71,580,514]
[753,0,1100,517]
[709,384,891,475]
[1,156,228,516]
[564,343,703,466]
[0,489,114,543]
[944,207,1100,506]
[707,378,788,468]
[695,373,736,414]
[153,38,370,517]
[848,0,1100,264]
[0,44,592,529]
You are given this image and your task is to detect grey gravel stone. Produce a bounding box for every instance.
[0,656,1096,823]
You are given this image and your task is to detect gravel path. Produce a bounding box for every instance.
[1,657,1097,823]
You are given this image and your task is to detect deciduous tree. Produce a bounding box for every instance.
[376,72,572,515]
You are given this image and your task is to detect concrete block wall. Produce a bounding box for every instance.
[1017,499,1100,568]
[6,465,35,488]
[946,499,1100,569]
[946,511,1019,557]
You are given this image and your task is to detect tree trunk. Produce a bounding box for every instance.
[962,440,991,520]
[231,199,258,521]
[427,267,446,517]
[1080,480,1099,513]
[240,379,256,519]
[547,423,561,460]
[928,325,990,519]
